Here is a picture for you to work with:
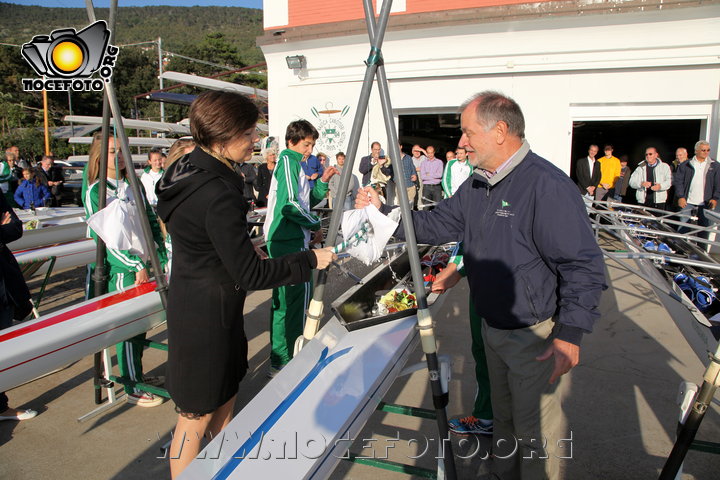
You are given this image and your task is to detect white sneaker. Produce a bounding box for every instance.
[127,392,163,407]
[0,409,37,421]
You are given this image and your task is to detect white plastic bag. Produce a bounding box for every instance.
[86,194,148,257]
[340,205,399,265]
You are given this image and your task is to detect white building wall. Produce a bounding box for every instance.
[263,0,288,29]
[261,6,720,175]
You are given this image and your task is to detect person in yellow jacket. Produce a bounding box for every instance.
[596,144,622,201]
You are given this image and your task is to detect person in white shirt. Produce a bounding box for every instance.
[140,148,165,207]
[628,147,672,211]
[411,144,426,208]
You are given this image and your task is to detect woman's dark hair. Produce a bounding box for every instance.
[189,91,259,150]
[285,119,318,147]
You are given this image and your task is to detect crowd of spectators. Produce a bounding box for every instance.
[574,141,716,224]
[0,147,65,209]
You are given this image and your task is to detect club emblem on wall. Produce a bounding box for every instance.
[311,103,350,154]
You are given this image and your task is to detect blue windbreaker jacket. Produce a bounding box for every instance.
[390,142,607,345]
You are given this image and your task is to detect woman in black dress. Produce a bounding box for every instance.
[156,91,335,478]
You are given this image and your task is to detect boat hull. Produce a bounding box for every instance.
[0,282,164,392]
[14,239,95,276]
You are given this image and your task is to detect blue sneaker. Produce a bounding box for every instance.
[657,242,673,254]
[448,416,493,436]
[695,289,715,311]
[643,240,658,251]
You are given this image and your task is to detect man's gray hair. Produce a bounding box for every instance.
[695,140,710,152]
[461,90,525,139]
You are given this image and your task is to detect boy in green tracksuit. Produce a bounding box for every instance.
[432,242,493,435]
[441,146,473,198]
[263,120,337,374]
[84,167,167,407]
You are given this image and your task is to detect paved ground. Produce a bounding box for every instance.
[1,248,719,479]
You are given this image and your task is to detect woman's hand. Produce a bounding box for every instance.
[312,247,337,270]
[1,212,11,225]
[134,268,150,285]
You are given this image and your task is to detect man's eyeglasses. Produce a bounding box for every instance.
[699,148,711,152]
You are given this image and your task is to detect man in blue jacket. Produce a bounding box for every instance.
[357,91,606,479]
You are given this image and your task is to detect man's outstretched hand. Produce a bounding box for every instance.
[354,186,381,209]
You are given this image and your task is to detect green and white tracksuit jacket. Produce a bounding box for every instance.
[263,148,328,367]
[84,177,167,279]
[441,159,473,198]
[84,177,167,394]
[263,148,328,246]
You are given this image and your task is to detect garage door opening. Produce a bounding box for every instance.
[398,113,461,157]
[571,119,703,180]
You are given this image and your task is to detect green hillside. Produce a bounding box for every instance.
[0,2,266,160]
[0,2,264,65]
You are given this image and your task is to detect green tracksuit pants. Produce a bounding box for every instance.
[107,271,147,394]
[469,297,493,420]
[267,239,312,368]
[88,268,147,395]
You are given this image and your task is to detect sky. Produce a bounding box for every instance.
[2,0,262,8]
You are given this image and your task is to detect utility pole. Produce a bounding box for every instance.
[157,36,164,126]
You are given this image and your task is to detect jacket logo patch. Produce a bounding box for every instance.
[496,199,514,217]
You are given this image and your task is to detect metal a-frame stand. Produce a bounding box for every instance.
[297,1,457,478]
[588,202,720,478]
[79,0,169,422]
[658,339,720,480]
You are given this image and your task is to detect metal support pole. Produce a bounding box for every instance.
[298,0,457,477]
[86,0,113,405]
[42,84,50,155]
[87,0,167,310]
[103,82,169,308]
[67,91,76,156]
[364,3,456,478]
[296,0,392,349]
[157,36,165,125]
[659,345,720,479]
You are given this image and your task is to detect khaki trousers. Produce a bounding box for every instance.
[482,318,564,480]
[406,186,416,205]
